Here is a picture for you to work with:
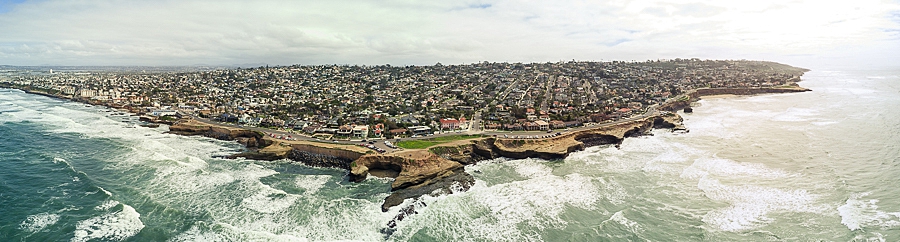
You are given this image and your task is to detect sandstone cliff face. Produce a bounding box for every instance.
[428,114,686,164]
[653,113,686,131]
[693,86,810,96]
[428,144,483,165]
[349,150,474,211]
[167,120,270,148]
[228,141,292,160]
[659,86,811,112]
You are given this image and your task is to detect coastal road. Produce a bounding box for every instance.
[184,90,674,154]
[188,116,401,153]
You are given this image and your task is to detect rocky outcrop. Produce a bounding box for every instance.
[693,85,810,96]
[659,85,810,112]
[228,141,292,160]
[381,168,472,212]
[428,144,484,165]
[654,113,686,131]
[167,119,271,148]
[288,144,365,169]
[226,137,455,212]
[349,150,474,212]
[433,114,686,163]
[139,116,175,125]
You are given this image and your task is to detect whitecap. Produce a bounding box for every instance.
[390,161,600,241]
[681,157,790,180]
[509,158,553,178]
[838,193,900,231]
[771,107,819,122]
[600,210,643,233]
[19,212,61,233]
[171,221,309,242]
[294,175,331,195]
[810,121,839,126]
[698,178,823,232]
[95,200,120,210]
[72,204,145,242]
[240,185,300,214]
[98,186,113,196]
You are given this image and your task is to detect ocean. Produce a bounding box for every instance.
[1,69,899,241]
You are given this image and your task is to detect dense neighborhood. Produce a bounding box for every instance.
[0,59,806,140]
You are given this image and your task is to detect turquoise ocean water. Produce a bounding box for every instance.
[1,69,899,241]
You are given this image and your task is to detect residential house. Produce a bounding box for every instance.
[440,118,460,130]
[534,120,550,130]
[408,126,432,136]
[352,125,369,139]
[550,120,566,129]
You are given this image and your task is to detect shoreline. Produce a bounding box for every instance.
[168,84,811,213]
[2,81,811,231]
[700,94,738,99]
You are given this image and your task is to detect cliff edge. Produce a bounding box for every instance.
[167,119,271,148]
[350,150,474,211]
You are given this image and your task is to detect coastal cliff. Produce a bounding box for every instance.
[693,84,810,96]
[163,85,802,213]
[349,150,474,212]
[428,113,684,163]
[167,120,272,148]
[658,85,810,112]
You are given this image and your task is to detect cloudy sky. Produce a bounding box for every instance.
[1,0,898,69]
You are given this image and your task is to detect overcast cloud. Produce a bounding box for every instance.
[0,0,898,68]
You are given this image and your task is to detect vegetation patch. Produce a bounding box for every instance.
[429,145,461,155]
[397,135,483,149]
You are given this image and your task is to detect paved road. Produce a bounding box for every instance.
[184,96,673,153]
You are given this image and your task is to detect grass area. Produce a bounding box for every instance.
[396,134,484,149]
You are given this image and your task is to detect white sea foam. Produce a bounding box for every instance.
[160,163,392,240]
[6,91,394,240]
[294,175,331,195]
[679,155,820,232]
[171,221,309,242]
[570,132,700,176]
[679,111,738,139]
[72,204,145,242]
[698,178,823,232]
[98,186,113,196]
[156,170,236,194]
[771,107,819,122]
[19,212,61,233]
[598,177,628,205]
[240,185,300,214]
[681,157,790,180]
[511,158,553,178]
[392,160,599,241]
[736,95,776,104]
[811,121,839,126]
[601,211,643,233]
[838,193,900,231]
[95,200,120,210]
